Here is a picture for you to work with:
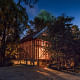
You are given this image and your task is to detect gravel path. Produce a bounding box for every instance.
[0,65,80,80]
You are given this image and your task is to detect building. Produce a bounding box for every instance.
[18,27,51,66]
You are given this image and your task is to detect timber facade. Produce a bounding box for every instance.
[18,27,51,66]
[19,38,51,66]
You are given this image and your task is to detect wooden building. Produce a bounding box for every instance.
[18,27,51,66]
[16,26,77,68]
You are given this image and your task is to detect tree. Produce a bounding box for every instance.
[33,13,75,68]
[0,0,37,65]
[71,25,80,39]
[48,15,80,68]
[30,10,55,32]
[31,10,80,68]
[27,29,35,35]
[17,0,38,8]
[47,15,75,67]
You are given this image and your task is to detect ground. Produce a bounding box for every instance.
[0,65,80,80]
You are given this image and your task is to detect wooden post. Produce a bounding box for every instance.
[35,40,38,66]
[37,40,39,66]
[35,40,37,61]
[26,47,27,65]
[33,40,35,66]
[32,40,35,66]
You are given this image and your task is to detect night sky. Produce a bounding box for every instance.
[27,0,80,27]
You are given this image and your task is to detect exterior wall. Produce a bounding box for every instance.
[19,39,51,61]
[19,40,33,60]
[37,39,50,60]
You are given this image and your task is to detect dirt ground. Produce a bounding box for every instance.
[0,65,80,80]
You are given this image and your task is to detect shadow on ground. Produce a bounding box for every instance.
[0,65,79,80]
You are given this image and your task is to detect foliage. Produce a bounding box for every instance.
[32,11,80,67]
[0,0,37,65]
[48,15,80,67]
[17,0,38,8]
[27,29,35,35]
[30,10,55,32]
[71,25,80,40]
[37,10,54,22]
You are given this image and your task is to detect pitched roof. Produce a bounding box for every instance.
[20,26,48,43]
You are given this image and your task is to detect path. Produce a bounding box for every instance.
[0,65,80,80]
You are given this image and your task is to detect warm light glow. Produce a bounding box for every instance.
[37,70,49,76]
[39,47,49,60]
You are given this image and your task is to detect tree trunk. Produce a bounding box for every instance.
[1,23,6,65]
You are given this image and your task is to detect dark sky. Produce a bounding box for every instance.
[27,0,80,27]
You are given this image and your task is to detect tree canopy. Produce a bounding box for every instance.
[30,10,55,32]
[31,11,80,67]
[0,0,37,65]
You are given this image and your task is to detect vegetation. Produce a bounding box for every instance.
[0,0,37,66]
[0,0,80,71]
[30,10,80,69]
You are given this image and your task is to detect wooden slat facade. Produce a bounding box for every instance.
[19,38,51,66]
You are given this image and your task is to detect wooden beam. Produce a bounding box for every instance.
[37,40,39,66]
[35,40,37,60]
[32,40,35,66]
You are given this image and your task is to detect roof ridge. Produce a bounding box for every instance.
[33,26,48,39]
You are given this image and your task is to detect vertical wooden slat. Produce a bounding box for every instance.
[34,40,35,60]
[32,40,35,66]
[37,40,39,66]
[31,40,33,65]
[31,40,32,59]
[36,40,38,61]
[33,39,35,65]
[35,40,37,60]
